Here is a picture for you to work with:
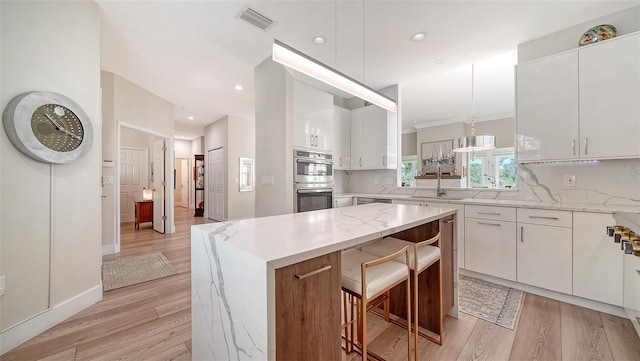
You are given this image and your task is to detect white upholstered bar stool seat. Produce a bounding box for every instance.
[340,248,412,360]
[361,234,442,361]
[361,237,441,272]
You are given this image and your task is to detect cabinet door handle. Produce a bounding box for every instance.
[478,212,501,216]
[295,264,332,280]
[572,139,576,156]
[444,219,454,224]
[521,226,524,242]
[584,138,588,155]
[339,157,342,167]
[382,155,386,166]
[528,215,559,220]
[478,222,501,227]
[359,158,362,167]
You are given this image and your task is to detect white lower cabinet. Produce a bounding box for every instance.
[465,206,517,281]
[624,254,640,312]
[573,212,623,306]
[333,197,354,208]
[517,222,573,294]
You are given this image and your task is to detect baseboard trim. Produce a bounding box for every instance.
[1,284,102,355]
[460,269,627,318]
[625,308,640,338]
[102,244,116,255]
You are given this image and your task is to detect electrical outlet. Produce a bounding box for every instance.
[374,178,380,185]
[385,177,394,186]
[564,175,576,187]
[0,275,5,297]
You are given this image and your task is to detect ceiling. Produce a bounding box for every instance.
[99,1,639,139]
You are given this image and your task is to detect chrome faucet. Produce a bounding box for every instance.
[436,162,446,197]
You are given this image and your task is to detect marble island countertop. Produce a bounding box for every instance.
[334,192,640,214]
[191,203,457,269]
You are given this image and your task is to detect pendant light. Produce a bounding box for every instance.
[453,63,496,152]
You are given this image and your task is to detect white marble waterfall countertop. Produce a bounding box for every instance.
[334,193,640,214]
[191,203,456,269]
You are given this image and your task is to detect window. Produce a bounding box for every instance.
[401,156,418,187]
[466,148,516,189]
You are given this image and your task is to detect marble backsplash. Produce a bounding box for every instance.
[338,158,640,206]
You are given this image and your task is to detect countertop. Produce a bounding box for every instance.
[191,203,456,269]
[334,193,640,214]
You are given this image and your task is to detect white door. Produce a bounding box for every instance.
[208,148,225,221]
[361,105,387,169]
[180,159,189,208]
[153,139,165,233]
[119,148,148,223]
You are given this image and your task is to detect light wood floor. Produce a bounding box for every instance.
[3,207,640,361]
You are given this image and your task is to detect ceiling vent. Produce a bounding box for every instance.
[238,7,275,31]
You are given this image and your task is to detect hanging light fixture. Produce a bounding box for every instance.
[272,39,397,113]
[453,63,496,152]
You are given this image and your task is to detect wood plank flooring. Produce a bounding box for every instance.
[3,207,640,361]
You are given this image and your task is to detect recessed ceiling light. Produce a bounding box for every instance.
[435,58,445,64]
[411,32,426,42]
[188,116,194,120]
[312,36,326,45]
[234,84,243,91]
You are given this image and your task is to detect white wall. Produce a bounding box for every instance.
[402,132,417,157]
[255,58,294,217]
[1,0,102,352]
[204,116,255,220]
[519,5,640,63]
[227,116,255,220]
[174,139,192,159]
[101,71,175,251]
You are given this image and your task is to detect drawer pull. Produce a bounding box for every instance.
[444,219,454,224]
[295,264,332,280]
[478,212,501,216]
[528,215,559,220]
[521,226,524,243]
[478,222,501,227]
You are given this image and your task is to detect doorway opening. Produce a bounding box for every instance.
[111,122,175,254]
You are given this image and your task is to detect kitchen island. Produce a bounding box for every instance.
[191,203,457,360]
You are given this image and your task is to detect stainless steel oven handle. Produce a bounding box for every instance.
[297,188,333,194]
[295,159,333,165]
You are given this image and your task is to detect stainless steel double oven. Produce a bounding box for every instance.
[293,149,333,213]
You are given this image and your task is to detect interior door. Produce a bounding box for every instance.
[180,159,189,208]
[119,148,149,223]
[153,139,165,233]
[208,148,225,221]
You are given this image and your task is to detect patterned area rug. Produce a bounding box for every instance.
[459,275,525,330]
[102,252,177,291]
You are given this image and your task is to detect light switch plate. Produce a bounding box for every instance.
[374,178,380,185]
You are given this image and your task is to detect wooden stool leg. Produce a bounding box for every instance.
[414,269,419,361]
[384,290,390,322]
[406,277,412,361]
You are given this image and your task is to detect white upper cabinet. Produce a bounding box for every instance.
[332,106,351,170]
[292,80,334,151]
[579,33,640,159]
[516,32,640,162]
[350,105,397,170]
[516,51,579,162]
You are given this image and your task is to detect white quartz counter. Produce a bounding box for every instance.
[191,203,456,269]
[191,203,457,360]
[335,193,640,214]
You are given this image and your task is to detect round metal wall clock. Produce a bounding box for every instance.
[3,91,93,164]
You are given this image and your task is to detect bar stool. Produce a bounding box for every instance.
[361,233,442,361]
[341,247,412,360]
